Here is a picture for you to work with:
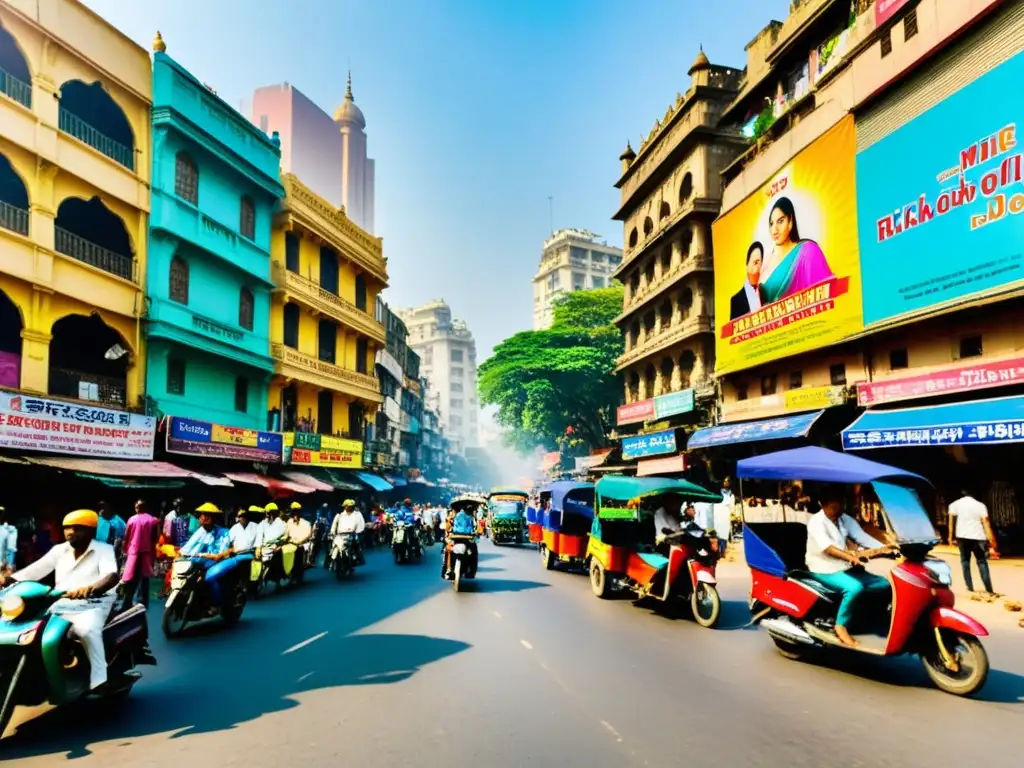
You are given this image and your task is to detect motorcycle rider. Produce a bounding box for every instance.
[443,506,478,579]
[330,499,366,565]
[258,502,286,548]
[2,510,118,692]
[229,507,260,553]
[179,502,235,607]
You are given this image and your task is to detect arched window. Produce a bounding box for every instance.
[175,152,198,205]
[239,287,254,330]
[239,195,255,240]
[169,256,189,304]
[283,303,299,349]
[659,201,670,221]
[643,217,654,237]
[679,172,693,205]
[628,228,638,248]
[354,274,367,311]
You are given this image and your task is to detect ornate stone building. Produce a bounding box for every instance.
[612,51,745,411]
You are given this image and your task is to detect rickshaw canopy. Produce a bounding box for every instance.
[549,481,595,512]
[450,495,486,513]
[735,446,929,485]
[596,475,719,519]
[488,488,529,501]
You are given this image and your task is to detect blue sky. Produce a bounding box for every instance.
[84,0,789,360]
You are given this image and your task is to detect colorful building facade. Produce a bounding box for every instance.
[146,34,283,430]
[268,173,386,466]
[0,0,152,409]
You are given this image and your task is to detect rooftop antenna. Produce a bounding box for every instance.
[548,195,554,235]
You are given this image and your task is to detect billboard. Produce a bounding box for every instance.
[713,116,862,374]
[621,429,677,460]
[166,417,283,462]
[284,431,363,468]
[857,52,1024,326]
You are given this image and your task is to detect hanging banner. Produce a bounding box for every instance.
[167,416,282,462]
[858,356,1024,406]
[713,116,863,375]
[621,429,677,460]
[283,432,363,468]
[636,455,687,476]
[617,399,655,426]
[654,389,695,419]
[858,52,1024,326]
[784,385,846,412]
[0,393,156,459]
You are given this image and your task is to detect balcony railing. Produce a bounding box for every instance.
[271,342,382,399]
[55,227,134,281]
[622,254,713,314]
[273,262,386,342]
[616,314,714,370]
[0,201,29,236]
[58,108,134,170]
[49,367,127,407]
[0,67,31,108]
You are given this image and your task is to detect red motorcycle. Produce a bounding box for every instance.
[739,447,990,697]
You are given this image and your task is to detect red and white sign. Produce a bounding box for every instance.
[617,399,655,425]
[636,454,687,477]
[0,393,156,460]
[875,0,912,26]
[857,356,1024,406]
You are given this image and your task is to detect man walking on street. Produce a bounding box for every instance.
[948,488,999,595]
[121,499,159,610]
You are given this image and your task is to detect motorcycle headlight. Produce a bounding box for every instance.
[1,595,25,622]
[172,560,193,576]
[923,559,952,586]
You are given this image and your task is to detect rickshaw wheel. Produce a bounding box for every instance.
[590,559,610,598]
[921,631,989,696]
[773,637,812,661]
[541,546,554,571]
[691,583,721,628]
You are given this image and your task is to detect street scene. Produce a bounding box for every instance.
[1,0,1024,764]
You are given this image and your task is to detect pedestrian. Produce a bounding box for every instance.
[97,501,128,563]
[120,499,159,609]
[0,506,17,576]
[948,487,999,595]
[713,493,733,560]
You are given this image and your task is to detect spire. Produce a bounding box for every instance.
[152,31,166,54]
[345,70,353,102]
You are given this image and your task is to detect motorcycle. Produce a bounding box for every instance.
[163,554,253,638]
[327,533,359,580]
[391,521,421,564]
[420,523,435,547]
[0,581,156,738]
[445,534,478,592]
[253,542,308,595]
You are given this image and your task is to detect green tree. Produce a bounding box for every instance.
[478,285,624,453]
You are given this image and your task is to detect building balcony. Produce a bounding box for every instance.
[615,314,714,372]
[49,367,127,408]
[272,262,386,344]
[0,200,29,237]
[617,254,713,321]
[59,108,134,171]
[271,342,383,404]
[0,67,31,108]
[54,226,135,282]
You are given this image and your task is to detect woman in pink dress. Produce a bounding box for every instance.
[121,499,160,610]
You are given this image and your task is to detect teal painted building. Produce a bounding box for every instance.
[147,44,284,430]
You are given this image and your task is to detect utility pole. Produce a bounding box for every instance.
[548,195,554,235]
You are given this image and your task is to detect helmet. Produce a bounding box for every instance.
[63,509,98,528]
[248,505,264,513]
[196,502,220,514]
[343,499,356,508]
[264,502,279,513]
[403,498,412,505]
[289,501,302,510]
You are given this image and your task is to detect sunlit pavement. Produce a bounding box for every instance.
[3,541,1023,767]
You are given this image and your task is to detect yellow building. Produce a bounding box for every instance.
[0,0,151,408]
[268,173,386,446]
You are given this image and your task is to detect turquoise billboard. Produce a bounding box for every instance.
[857,51,1024,326]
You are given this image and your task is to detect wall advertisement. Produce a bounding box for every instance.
[167,417,283,462]
[283,431,363,468]
[713,116,863,375]
[857,52,1024,326]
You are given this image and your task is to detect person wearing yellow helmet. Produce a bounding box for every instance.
[330,498,366,565]
[257,502,286,548]
[1,509,119,691]
[229,506,260,553]
[179,503,235,606]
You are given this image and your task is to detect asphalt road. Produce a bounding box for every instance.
[3,540,1023,766]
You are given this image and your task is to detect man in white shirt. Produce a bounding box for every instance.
[257,503,286,549]
[229,508,260,553]
[0,507,17,574]
[330,500,366,562]
[948,488,998,594]
[653,497,685,540]
[805,488,894,647]
[3,510,118,690]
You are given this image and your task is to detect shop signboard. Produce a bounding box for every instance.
[653,389,695,419]
[617,399,655,425]
[875,0,912,25]
[784,385,846,412]
[636,454,687,477]
[713,116,863,374]
[0,393,156,459]
[857,356,1024,406]
[167,417,282,462]
[283,432,363,468]
[857,52,1024,326]
[621,429,677,460]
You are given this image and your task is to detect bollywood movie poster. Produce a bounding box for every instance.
[857,51,1024,326]
[713,115,863,375]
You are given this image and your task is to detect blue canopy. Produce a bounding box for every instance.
[354,472,394,492]
[842,395,1024,450]
[735,446,928,485]
[548,481,594,511]
[687,410,824,449]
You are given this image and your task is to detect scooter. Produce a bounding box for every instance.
[444,534,478,592]
[163,554,253,638]
[391,521,421,564]
[327,534,359,580]
[253,542,308,595]
[748,539,990,696]
[0,581,156,738]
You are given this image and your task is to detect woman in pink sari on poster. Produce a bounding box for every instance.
[758,196,835,304]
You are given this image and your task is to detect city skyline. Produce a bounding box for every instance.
[80,0,789,360]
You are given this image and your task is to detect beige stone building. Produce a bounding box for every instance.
[532,228,622,330]
[612,51,746,412]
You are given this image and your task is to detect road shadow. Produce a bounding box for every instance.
[1,633,470,759]
[471,578,549,594]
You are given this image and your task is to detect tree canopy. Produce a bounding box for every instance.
[478,285,623,453]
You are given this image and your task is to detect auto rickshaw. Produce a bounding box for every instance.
[527,488,547,546]
[539,480,595,571]
[443,495,486,591]
[486,488,530,545]
[587,475,724,627]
